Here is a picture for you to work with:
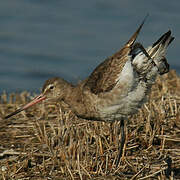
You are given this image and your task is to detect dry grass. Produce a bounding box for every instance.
[0,70,180,179]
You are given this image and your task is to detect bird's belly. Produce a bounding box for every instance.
[99,80,147,122]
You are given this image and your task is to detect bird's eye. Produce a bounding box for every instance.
[49,85,54,90]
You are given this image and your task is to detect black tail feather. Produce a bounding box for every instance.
[152,30,173,48]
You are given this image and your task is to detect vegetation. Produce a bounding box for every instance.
[0,70,180,179]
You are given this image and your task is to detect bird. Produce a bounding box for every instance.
[5,18,174,167]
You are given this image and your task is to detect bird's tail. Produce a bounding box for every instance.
[146,30,174,74]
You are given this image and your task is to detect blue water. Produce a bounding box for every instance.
[0,0,180,93]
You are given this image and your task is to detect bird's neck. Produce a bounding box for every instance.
[62,81,89,117]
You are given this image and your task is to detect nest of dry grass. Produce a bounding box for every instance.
[0,70,180,180]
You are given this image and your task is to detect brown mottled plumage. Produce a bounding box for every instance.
[5,18,174,167]
[84,17,146,94]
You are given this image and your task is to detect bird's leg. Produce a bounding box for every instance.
[131,42,159,79]
[115,118,125,167]
[133,42,153,60]
[132,42,170,76]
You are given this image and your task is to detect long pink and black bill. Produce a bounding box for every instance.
[5,94,46,119]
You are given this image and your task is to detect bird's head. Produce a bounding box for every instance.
[5,77,71,119]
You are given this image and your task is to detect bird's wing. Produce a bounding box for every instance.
[83,17,147,94]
